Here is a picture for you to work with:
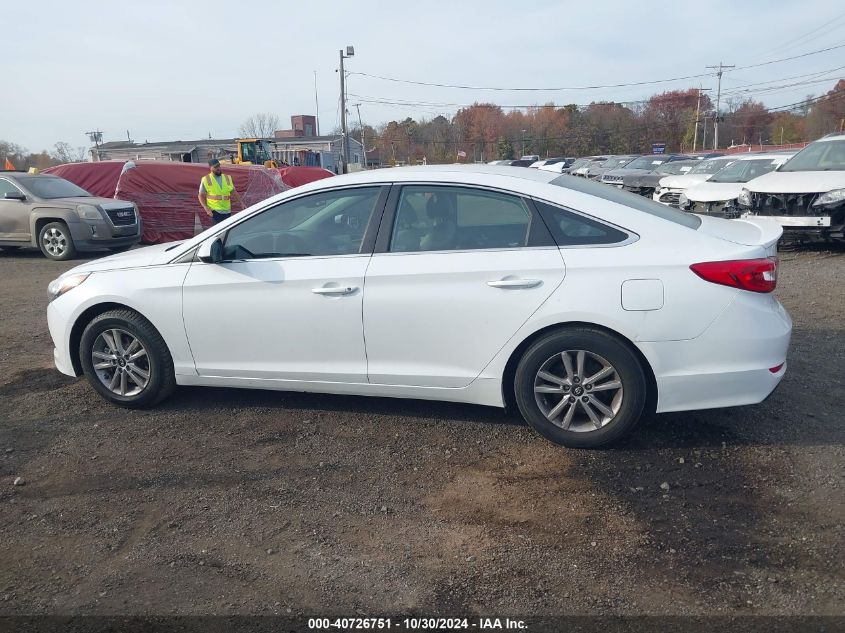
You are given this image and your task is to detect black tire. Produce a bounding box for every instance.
[514,328,647,448]
[79,309,176,408]
[38,221,77,261]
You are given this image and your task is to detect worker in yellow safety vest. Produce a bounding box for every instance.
[198,158,245,224]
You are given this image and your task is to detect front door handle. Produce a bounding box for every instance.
[487,278,542,289]
[312,286,358,296]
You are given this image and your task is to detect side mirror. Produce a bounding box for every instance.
[198,237,224,263]
[4,191,25,201]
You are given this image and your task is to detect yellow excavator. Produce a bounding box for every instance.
[224,139,279,168]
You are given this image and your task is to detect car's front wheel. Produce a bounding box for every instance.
[38,222,77,261]
[514,328,647,448]
[79,309,176,408]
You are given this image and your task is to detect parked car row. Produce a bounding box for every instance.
[532,134,845,242]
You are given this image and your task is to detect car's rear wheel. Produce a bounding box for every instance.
[79,309,175,408]
[514,328,646,448]
[38,222,77,261]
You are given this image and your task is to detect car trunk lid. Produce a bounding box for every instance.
[695,214,783,257]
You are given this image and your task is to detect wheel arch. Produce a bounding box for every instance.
[68,302,148,376]
[500,321,658,417]
[32,210,76,246]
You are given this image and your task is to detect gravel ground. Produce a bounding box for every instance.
[0,245,842,619]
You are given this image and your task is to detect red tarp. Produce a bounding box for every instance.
[44,161,124,198]
[45,161,289,244]
[278,166,335,188]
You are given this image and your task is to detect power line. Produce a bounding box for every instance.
[349,42,845,93]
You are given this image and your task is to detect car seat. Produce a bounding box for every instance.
[419,193,457,251]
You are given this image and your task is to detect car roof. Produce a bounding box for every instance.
[0,172,61,180]
[328,164,561,186]
[731,152,796,161]
[818,133,845,142]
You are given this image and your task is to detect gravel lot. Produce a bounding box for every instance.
[0,245,843,619]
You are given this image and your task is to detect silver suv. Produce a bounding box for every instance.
[0,172,141,260]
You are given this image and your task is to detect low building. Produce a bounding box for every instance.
[91,139,236,163]
[270,134,364,172]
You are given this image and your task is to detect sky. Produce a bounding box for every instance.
[4,0,845,152]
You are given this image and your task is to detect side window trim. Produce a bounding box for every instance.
[374,183,554,254]
[528,197,639,249]
[213,184,390,262]
[0,178,24,197]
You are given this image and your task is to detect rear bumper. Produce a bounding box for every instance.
[642,292,792,413]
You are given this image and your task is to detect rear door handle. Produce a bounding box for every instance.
[312,286,358,296]
[487,279,542,289]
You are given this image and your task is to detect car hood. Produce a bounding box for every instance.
[61,241,185,275]
[658,174,710,189]
[34,196,127,209]
[685,182,745,202]
[623,173,661,187]
[745,170,845,193]
[605,168,654,178]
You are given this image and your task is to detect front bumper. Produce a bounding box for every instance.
[48,295,80,377]
[67,218,142,251]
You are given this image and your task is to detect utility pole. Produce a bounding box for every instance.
[85,130,103,161]
[692,85,711,153]
[314,71,320,137]
[706,62,734,151]
[521,129,526,157]
[354,103,366,169]
[339,46,354,173]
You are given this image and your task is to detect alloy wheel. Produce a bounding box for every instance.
[91,329,151,397]
[42,227,68,257]
[533,349,624,432]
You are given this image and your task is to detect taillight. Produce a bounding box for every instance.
[690,257,778,293]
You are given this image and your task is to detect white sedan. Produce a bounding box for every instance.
[47,166,791,448]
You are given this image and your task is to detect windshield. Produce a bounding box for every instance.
[21,176,91,199]
[625,156,667,170]
[689,158,734,175]
[708,158,783,183]
[656,161,696,175]
[569,158,590,169]
[599,156,635,170]
[550,174,701,229]
[778,139,845,172]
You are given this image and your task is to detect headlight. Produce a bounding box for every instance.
[48,273,90,302]
[738,188,752,207]
[76,204,102,220]
[813,188,845,207]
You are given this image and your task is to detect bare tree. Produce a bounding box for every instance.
[52,141,87,164]
[238,113,281,139]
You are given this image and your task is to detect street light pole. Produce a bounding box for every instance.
[339,46,355,173]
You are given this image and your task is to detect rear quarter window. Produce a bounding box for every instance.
[533,200,630,247]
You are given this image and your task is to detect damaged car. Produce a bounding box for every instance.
[679,153,795,218]
[600,154,691,188]
[737,134,845,241]
[622,160,697,197]
[653,156,738,206]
